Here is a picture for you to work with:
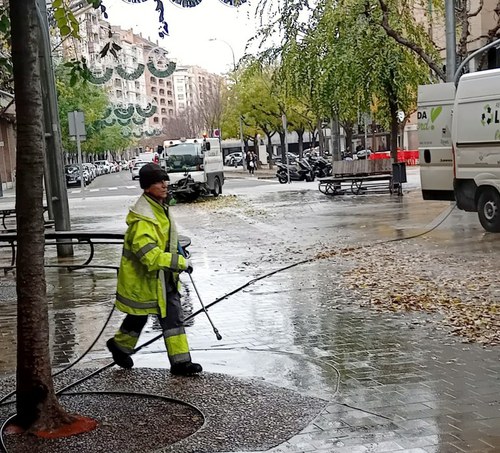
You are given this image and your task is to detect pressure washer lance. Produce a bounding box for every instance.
[178,243,222,341]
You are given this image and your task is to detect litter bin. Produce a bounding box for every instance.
[392,162,407,184]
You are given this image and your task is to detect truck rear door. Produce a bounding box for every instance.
[418,83,456,201]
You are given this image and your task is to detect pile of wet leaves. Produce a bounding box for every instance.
[316,242,500,346]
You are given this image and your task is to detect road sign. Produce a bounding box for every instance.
[68,111,86,139]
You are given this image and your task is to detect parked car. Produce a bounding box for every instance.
[131,161,149,180]
[224,152,243,166]
[83,163,96,181]
[65,164,89,187]
[355,149,372,159]
[94,160,111,174]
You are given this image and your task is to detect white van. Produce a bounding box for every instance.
[418,68,500,232]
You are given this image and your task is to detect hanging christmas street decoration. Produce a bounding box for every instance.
[146,46,176,78]
[117,118,132,126]
[133,130,144,138]
[169,0,203,7]
[154,128,162,136]
[218,0,247,5]
[121,127,132,138]
[87,67,114,85]
[132,116,146,125]
[114,104,135,120]
[102,117,116,126]
[102,106,113,119]
[136,103,157,118]
[118,0,246,38]
[116,63,146,80]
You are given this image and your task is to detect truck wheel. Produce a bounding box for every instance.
[478,188,500,232]
[212,177,222,197]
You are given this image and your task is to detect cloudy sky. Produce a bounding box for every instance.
[103,0,264,74]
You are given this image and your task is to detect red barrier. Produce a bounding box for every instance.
[369,150,419,165]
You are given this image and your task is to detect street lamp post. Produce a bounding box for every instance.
[209,38,246,171]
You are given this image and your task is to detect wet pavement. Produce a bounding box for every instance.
[0,167,499,452]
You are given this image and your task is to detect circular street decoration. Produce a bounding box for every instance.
[136,103,157,118]
[103,117,116,127]
[146,47,177,78]
[117,118,132,126]
[87,67,113,85]
[133,129,144,138]
[170,0,203,7]
[114,104,135,120]
[121,127,132,138]
[102,106,113,119]
[116,63,145,80]
[120,0,148,3]
[219,0,248,5]
[132,116,146,125]
[154,128,162,136]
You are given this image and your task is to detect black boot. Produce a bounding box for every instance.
[106,338,134,369]
[170,362,202,376]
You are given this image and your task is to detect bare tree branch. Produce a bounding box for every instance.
[378,0,446,81]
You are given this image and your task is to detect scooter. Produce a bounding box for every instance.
[276,158,315,183]
[308,156,332,178]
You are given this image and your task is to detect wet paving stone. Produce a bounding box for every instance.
[1,185,499,451]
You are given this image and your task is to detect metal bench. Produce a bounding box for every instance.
[318,160,403,196]
[0,206,53,230]
[0,231,191,273]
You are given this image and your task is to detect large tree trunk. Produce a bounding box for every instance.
[10,0,74,432]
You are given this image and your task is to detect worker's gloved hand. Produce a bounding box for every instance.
[185,259,193,274]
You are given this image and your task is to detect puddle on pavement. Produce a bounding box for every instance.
[133,348,339,400]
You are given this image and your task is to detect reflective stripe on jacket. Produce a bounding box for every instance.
[115,194,188,318]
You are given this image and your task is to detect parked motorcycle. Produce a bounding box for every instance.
[276,158,315,183]
[308,156,332,178]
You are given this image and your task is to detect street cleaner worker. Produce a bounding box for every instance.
[106,163,202,376]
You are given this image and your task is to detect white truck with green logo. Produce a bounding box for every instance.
[418,68,500,232]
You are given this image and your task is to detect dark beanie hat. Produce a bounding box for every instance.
[139,163,169,189]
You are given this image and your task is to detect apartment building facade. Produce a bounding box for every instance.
[65,2,221,139]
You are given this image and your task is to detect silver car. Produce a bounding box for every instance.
[131,161,149,180]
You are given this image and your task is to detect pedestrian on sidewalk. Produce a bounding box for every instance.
[247,151,256,175]
[106,163,202,376]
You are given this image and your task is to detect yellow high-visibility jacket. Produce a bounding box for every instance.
[115,194,188,318]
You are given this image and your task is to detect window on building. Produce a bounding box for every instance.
[167,90,172,96]
[160,99,165,105]
[159,79,165,86]
[114,78,121,87]
[153,97,157,103]
[167,100,173,106]
[178,94,184,100]
[169,109,174,115]
[159,89,165,95]
[161,108,166,114]
[116,90,122,98]
[153,117,159,123]
[166,81,172,88]
[150,76,157,84]
[178,103,185,109]
[135,81,140,90]
[151,87,157,94]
